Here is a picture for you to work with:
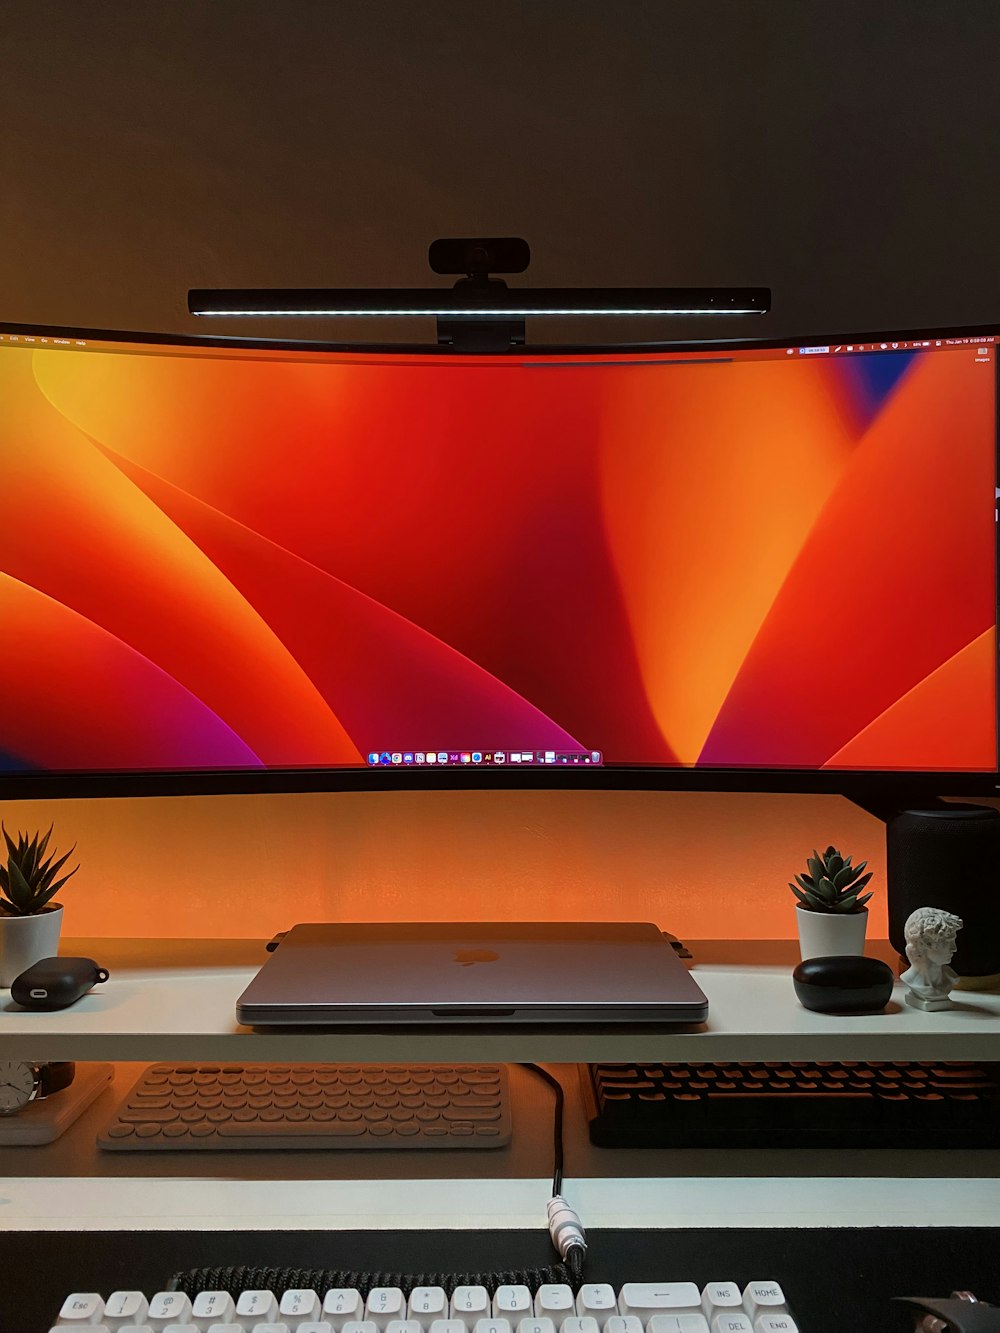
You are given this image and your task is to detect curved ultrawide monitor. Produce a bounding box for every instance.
[1,321,997,798]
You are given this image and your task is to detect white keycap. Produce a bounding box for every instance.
[280,1290,323,1325]
[387,1322,424,1333]
[473,1320,512,1333]
[342,1321,377,1333]
[741,1286,786,1320]
[248,1325,291,1333]
[753,1320,798,1333]
[604,1318,642,1333]
[561,1318,600,1333]
[517,1319,556,1333]
[206,1324,244,1332]
[493,1289,531,1321]
[712,1316,752,1333]
[533,1287,575,1327]
[57,1293,105,1324]
[648,1317,710,1333]
[236,1293,280,1323]
[102,1294,150,1327]
[162,1326,199,1332]
[117,1326,156,1333]
[299,1324,335,1333]
[701,1286,741,1318]
[323,1293,365,1327]
[192,1293,236,1329]
[451,1287,490,1321]
[430,1321,469,1333]
[575,1286,618,1327]
[620,1287,702,1319]
[366,1290,406,1330]
[148,1295,194,1327]
[409,1289,448,1321]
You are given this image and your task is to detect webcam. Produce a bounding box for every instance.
[428,237,531,277]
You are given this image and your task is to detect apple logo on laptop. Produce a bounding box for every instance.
[454,948,499,967]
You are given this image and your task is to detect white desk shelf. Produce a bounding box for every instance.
[2,937,999,1063]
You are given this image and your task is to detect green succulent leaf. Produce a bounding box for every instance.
[825,853,844,878]
[807,856,824,882]
[794,873,815,892]
[817,876,838,902]
[833,863,858,889]
[7,859,33,909]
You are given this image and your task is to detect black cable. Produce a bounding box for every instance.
[169,1265,580,1299]
[519,1063,565,1196]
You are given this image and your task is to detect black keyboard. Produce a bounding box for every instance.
[583,1060,1000,1149]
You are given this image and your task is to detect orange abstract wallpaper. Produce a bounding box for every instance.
[0,334,995,777]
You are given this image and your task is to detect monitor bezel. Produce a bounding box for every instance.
[2,316,998,802]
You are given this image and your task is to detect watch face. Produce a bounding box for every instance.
[0,1062,35,1115]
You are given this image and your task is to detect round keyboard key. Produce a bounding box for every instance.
[243,1071,266,1086]
[340,1108,362,1122]
[401,1096,422,1108]
[396,1122,420,1135]
[274,1095,296,1109]
[190,1123,215,1136]
[291,1071,313,1085]
[193,1072,217,1086]
[107,1124,135,1138]
[249,1095,272,1109]
[351,1094,375,1109]
[301,1095,323,1109]
[233,1107,258,1122]
[450,1125,474,1135]
[366,1108,389,1121]
[390,1108,412,1122]
[476,1127,501,1136]
[370,1123,394,1135]
[145,1073,168,1085]
[181,1108,206,1123]
[313,1107,336,1120]
[174,1096,197,1109]
[260,1107,283,1121]
[425,1127,448,1136]
[218,1072,241,1086]
[287,1107,309,1122]
[198,1096,222,1109]
[208,1108,230,1123]
[136,1123,161,1137]
[163,1124,188,1137]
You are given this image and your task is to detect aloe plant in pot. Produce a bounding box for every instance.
[790,845,873,960]
[0,825,79,986]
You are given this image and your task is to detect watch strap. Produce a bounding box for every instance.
[37,1062,75,1098]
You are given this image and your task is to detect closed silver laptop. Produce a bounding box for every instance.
[235,921,709,1027]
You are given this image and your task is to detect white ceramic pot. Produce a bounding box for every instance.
[0,905,63,987]
[796,904,868,961]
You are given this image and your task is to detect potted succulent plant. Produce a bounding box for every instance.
[0,825,79,987]
[789,844,873,960]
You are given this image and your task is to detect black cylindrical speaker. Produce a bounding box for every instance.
[886,804,1000,981]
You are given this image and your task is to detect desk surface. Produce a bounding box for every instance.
[3,936,1000,1062]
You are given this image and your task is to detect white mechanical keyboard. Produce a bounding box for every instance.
[50,1280,798,1332]
[97,1064,512,1151]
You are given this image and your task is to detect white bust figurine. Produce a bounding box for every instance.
[900,906,963,1010]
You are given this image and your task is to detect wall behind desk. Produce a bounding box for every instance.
[2,791,887,940]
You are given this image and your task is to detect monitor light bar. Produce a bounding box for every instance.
[188,287,771,319]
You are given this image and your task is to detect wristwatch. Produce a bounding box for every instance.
[0,1061,75,1116]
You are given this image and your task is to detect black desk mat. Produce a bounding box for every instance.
[8,1227,999,1333]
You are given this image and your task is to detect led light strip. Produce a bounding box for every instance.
[194,307,763,318]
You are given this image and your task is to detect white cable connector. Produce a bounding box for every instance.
[547,1194,587,1259]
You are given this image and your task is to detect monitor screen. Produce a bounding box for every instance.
[1,322,997,796]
